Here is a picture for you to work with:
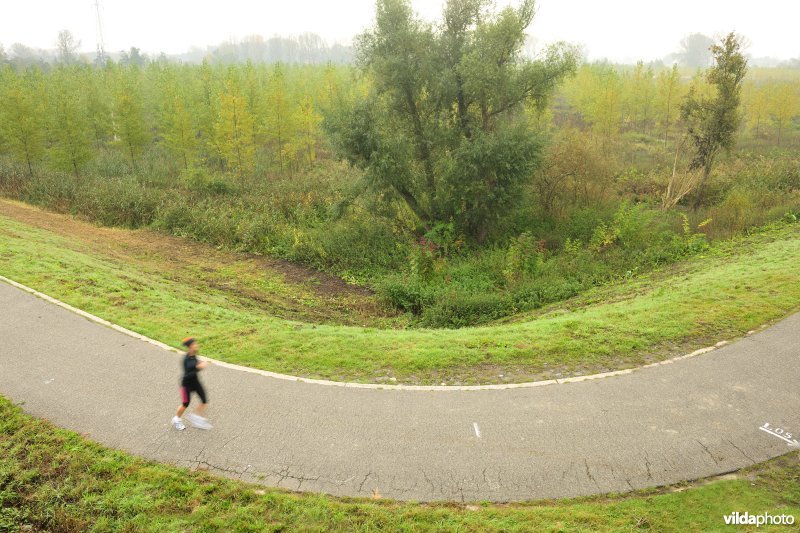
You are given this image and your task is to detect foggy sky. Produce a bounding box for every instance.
[2,0,798,62]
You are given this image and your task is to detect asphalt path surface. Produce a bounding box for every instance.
[1,280,798,502]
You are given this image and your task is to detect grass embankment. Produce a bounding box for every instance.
[1,199,799,385]
[1,397,798,531]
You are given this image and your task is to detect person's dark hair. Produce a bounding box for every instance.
[181,337,196,348]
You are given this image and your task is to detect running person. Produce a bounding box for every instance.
[171,337,212,430]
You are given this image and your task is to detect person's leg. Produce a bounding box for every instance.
[195,381,208,418]
[184,382,211,429]
[179,384,209,430]
[173,386,191,429]
[177,386,190,416]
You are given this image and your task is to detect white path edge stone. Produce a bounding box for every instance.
[0,274,757,392]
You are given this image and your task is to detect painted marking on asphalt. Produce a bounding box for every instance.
[759,422,800,448]
[473,422,481,438]
[43,378,54,384]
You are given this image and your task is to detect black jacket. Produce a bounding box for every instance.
[181,354,201,385]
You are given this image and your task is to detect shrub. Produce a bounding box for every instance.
[421,292,514,328]
[181,167,234,195]
[0,160,27,196]
[377,277,436,315]
[289,216,408,280]
[20,170,78,211]
[561,207,614,244]
[71,178,160,228]
[503,232,543,284]
[669,214,710,256]
[709,189,756,235]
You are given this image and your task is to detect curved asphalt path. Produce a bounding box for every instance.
[1,279,798,502]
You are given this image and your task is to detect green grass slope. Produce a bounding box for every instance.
[1,202,799,384]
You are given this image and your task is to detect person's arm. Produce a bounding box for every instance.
[197,360,208,370]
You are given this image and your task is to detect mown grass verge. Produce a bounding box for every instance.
[1,397,798,531]
[1,200,799,384]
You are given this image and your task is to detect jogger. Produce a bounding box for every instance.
[171,337,212,430]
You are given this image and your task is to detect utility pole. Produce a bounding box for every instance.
[94,0,107,64]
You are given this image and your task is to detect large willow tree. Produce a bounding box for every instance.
[326,0,576,241]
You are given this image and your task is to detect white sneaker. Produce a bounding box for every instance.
[172,416,186,431]
[187,413,212,430]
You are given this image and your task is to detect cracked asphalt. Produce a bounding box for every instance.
[1,280,799,502]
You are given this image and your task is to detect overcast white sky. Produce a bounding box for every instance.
[2,0,798,62]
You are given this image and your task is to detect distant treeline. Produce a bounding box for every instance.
[196,34,354,65]
[0,33,354,67]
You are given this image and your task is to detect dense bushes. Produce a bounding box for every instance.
[377,203,721,327]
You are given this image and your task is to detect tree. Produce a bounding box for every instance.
[677,33,714,68]
[567,64,622,148]
[119,47,147,67]
[534,128,611,216]
[743,82,768,139]
[197,60,221,159]
[297,94,321,165]
[48,68,94,177]
[0,69,46,176]
[113,71,150,167]
[298,33,326,64]
[82,67,112,149]
[10,43,44,68]
[321,64,340,106]
[680,32,747,208]
[161,86,198,170]
[56,30,81,65]
[214,74,255,178]
[326,0,576,241]
[767,82,799,146]
[241,61,266,147]
[627,61,654,134]
[264,64,298,173]
[654,64,682,149]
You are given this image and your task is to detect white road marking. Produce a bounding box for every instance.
[473,422,481,438]
[759,423,800,447]
[43,378,54,384]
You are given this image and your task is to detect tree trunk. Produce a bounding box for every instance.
[129,142,136,169]
[393,183,430,231]
[455,74,471,139]
[403,86,436,196]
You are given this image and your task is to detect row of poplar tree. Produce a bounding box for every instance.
[1,59,796,183]
[0,61,342,178]
[560,62,800,148]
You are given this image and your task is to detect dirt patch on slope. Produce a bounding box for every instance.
[0,199,398,325]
